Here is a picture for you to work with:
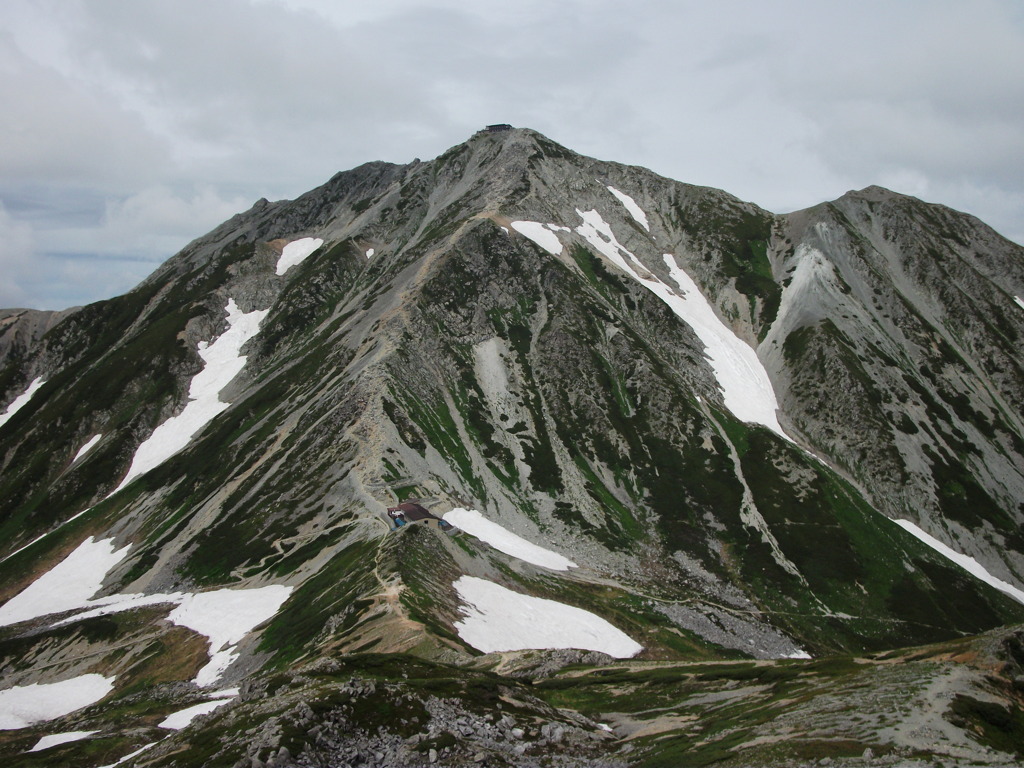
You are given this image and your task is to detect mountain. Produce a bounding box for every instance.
[1,126,1024,767]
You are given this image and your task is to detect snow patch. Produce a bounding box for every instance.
[59,588,288,687]
[73,434,103,463]
[63,587,291,686]
[0,377,45,429]
[0,674,115,729]
[443,508,576,571]
[575,208,650,275]
[510,221,566,255]
[574,207,787,439]
[57,591,186,625]
[365,247,375,259]
[0,536,292,688]
[453,576,641,658]
[158,698,233,730]
[115,298,268,492]
[662,254,789,439]
[783,649,812,659]
[96,742,158,768]
[1015,295,1024,311]
[605,185,650,231]
[28,730,98,752]
[168,586,293,686]
[275,237,323,275]
[893,519,1024,605]
[0,536,132,627]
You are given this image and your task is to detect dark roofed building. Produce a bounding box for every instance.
[485,124,513,132]
[387,502,452,530]
[389,502,439,522]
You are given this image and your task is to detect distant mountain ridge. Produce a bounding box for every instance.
[1,127,1023,766]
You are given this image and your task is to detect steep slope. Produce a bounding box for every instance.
[764,188,1024,587]
[0,127,1023,767]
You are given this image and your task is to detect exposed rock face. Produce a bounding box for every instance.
[766,188,1024,585]
[0,128,1022,766]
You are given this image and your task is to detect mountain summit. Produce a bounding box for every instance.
[2,128,1024,766]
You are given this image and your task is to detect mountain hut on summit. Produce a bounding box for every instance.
[387,502,452,531]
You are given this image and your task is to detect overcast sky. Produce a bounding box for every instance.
[2,0,1022,309]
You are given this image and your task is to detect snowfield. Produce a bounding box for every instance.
[510,221,567,255]
[0,536,132,627]
[28,730,98,752]
[0,377,45,429]
[453,576,642,657]
[0,674,115,729]
[605,185,650,231]
[114,298,268,492]
[63,586,290,687]
[158,697,234,730]
[894,519,1024,605]
[573,207,788,440]
[662,253,788,439]
[0,534,293,687]
[443,508,576,571]
[275,237,323,275]
[169,586,293,686]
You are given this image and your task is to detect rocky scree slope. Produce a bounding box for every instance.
[0,127,1022,766]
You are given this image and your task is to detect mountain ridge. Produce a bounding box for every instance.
[1,127,1024,766]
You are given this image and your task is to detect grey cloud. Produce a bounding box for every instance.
[0,0,1021,309]
[0,35,170,186]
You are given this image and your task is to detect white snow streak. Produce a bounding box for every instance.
[158,697,233,730]
[0,536,131,627]
[662,254,788,439]
[605,185,650,231]
[275,237,323,275]
[574,208,787,439]
[73,434,103,463]
[442,508,577,571]
[510,221,567,255]
[61,587,291,686]
[0,674,115,729]
[96,742,158,768]
[168,586,293,686]
[57,592,186,624]
[114,298,268,492]
[28,730,98,752]
[575,208,649,274]
[893,519,1024,605]
[453,576,642,658]
[0,535,292,687]
[0,377,45,429]
[1015,295,1024,311]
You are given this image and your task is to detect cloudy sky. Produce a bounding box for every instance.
[2,0,1022,309]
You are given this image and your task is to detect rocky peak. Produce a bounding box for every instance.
[2,129,1024,767]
